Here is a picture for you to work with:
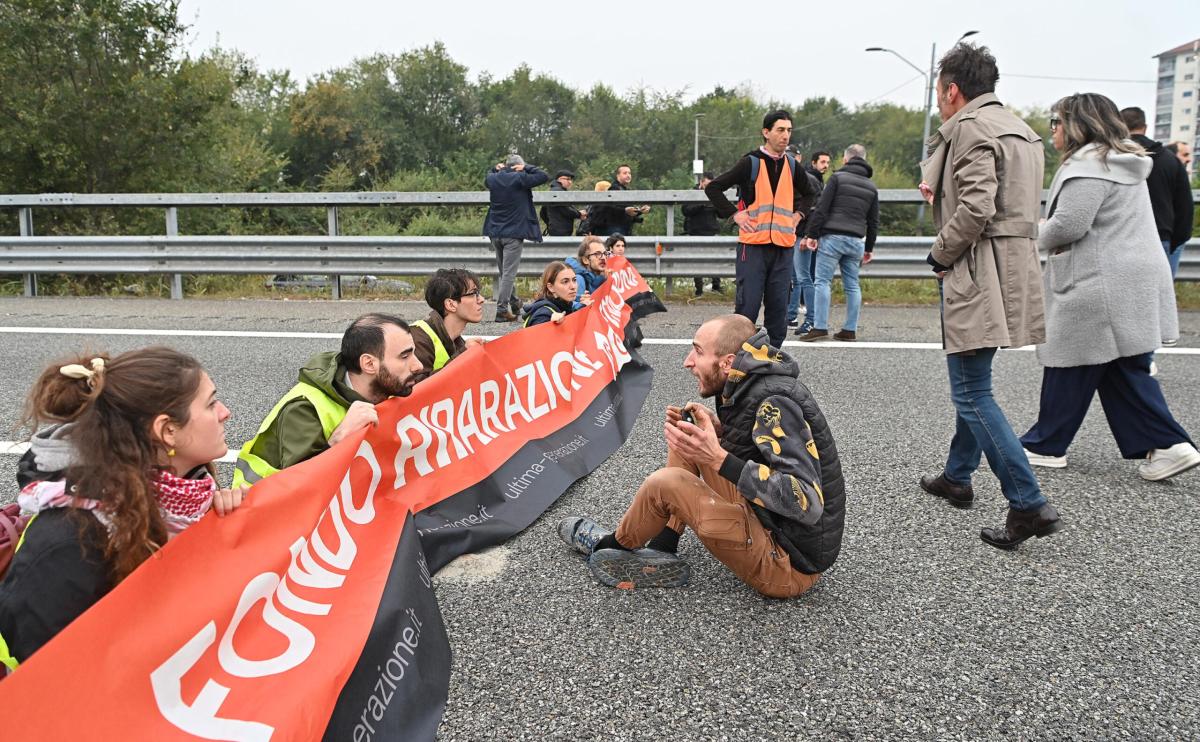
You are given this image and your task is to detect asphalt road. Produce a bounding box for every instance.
[1,295,1198,741]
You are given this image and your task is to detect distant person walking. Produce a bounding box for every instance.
[683,172,722,296]
[797,145,879,342]
[705,110,819,347]
[1119,107,1194,278]
[484,154,548,322]
[915,43,1063,551]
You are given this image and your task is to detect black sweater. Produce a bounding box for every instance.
[804,158,880,251]
[1131,134,1194,246]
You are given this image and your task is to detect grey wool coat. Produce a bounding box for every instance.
[1037,143,1179,367]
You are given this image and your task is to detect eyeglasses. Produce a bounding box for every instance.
[586,251,608,259]
[1049,117,1061,132]
[456,289,482,300]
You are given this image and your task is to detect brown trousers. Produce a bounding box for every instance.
[615,451,820,598]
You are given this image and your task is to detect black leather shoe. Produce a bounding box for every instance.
[919,473,974,508]
[494,308,518,322]
[980,504,1063,550]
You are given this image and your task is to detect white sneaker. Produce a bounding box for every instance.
[1024,447,1067,469]
[1149,361,1159,377]
[1139,442,1200,481]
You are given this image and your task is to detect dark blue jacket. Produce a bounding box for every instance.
[483,165,549,241]
[563,256,606,300]
[521,295,579,327]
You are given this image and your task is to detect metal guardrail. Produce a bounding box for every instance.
[3,190,1198,298]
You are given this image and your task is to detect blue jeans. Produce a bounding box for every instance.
[787,247,815,325]
[944,348,1046,511]
[813,234,864,332]
[1163,240,1185,278]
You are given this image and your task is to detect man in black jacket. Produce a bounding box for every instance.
[683,173,722,296]
[558,314,845,596]
[540,170,586,237]
[1120,107,1194,278]
[600,165,650,236]
[797,144,879,342]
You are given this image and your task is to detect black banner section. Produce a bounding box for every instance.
[321,516,452,742]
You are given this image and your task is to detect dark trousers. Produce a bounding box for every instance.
[694,276,722,293]
[1020,353,1193,459]
[735,243,792,347]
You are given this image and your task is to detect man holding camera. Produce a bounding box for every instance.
[484,154,549,321]
[600,164,650,236]
[558,314,845,597]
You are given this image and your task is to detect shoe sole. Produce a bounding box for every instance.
[1026,456,1067,469]
[833,336,856,342]
[980,519,1064,550]
[1139,454,1200,481]
[919,479,974,509]
[798,336,829,343]
[588,549,690,589]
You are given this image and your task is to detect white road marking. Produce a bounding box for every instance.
[1,325,1198,354]
[1,440,239,462]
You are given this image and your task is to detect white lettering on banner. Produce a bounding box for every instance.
[353,607,425,742]
[150,441,384,740]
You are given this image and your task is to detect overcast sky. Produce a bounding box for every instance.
[178,0,1197,119]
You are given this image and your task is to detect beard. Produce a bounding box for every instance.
[371,364,416,399]
[695,364,724,399]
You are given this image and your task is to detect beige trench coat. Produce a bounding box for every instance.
[921,93,1047,354]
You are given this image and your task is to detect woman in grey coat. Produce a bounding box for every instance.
[1020,93,1198,481]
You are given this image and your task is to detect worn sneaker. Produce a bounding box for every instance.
[1139,442,1200,481]
[1024,447,1067,469]
[794,321,814,336]
[797,329,829,342]
[557,516,612,555]
[587,548,691,589]
[787,318,799,328]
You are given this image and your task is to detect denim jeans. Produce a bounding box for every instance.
[1163,239,1185,279]
[813,234,864,332]
[944,347,1046,511]
[787,246,816,326]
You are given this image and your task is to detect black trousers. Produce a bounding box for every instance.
[1020,353,1193,459]
[734,243,793,347]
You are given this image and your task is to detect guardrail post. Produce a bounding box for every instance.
[19,207,36,297]
[327,207,341,300]
[664,204,674,293]
[166,207,182,299]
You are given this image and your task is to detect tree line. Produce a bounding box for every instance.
[1,0,1063,242]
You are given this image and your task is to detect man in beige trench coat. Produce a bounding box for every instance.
[916,43,1065,551]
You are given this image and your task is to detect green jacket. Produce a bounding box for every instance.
[233,351,367,487]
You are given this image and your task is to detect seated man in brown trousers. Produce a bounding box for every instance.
[558,314,845,596]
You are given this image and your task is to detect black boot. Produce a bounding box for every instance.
[980,504,1063,550]
[919,473,974,509]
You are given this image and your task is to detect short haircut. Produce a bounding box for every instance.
[762,109,792,131]
[937,43,999,101]
[701,171,714,180]
[341,313,409,373]
[705,314,758,357]
[1119,107,1147,132]
[615,164,632,175]
[424,268,480,317]
[577,235,605,260]
[845,144,867,160]
[811,151,831,163]
[1166,142,1183,154]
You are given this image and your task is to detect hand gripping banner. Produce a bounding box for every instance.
[0,258,664,741]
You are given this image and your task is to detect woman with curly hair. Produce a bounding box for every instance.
[0,347,245,671]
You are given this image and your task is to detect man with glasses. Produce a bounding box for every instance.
[916,42,1062,551]
[411,268,486,382]
[564,236,609,301]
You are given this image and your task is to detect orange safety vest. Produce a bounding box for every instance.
[738,154,799,247]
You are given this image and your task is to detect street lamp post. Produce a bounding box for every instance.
[866,31,978,229]
[693,113,705,185]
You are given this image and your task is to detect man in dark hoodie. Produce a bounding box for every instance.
[559,314,845,596]
[539,169,587,237]
[1120,107,1194,277]
[705,110,820,348]
[797,144,879,342]
[233,313,423,487]
[600,165,650,236]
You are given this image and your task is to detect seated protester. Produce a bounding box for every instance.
[522,261,593,328]
[605,233,627,258]
[233,313,422,487]
[563,236,608,302]
[559,315,845,596]
[0,348,246,671]
[411,268,485,382]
